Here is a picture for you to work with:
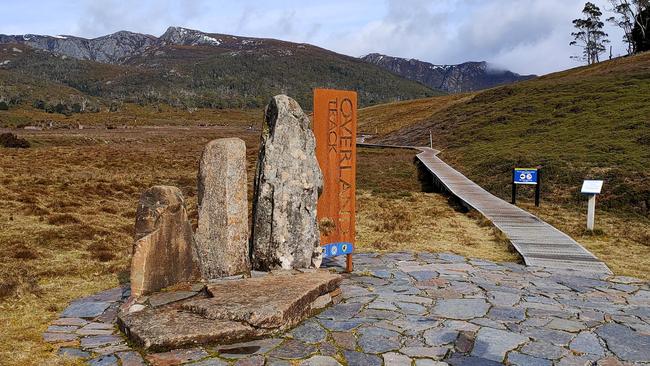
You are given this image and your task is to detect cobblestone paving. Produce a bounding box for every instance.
[46,253,650,365]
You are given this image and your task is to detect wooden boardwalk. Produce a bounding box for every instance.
[412,147,611,274]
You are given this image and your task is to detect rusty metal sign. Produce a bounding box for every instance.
[313,88,357,272]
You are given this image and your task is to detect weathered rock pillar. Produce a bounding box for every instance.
[251,95,323,270]
[131,186,199,297]
[196,138,250,279]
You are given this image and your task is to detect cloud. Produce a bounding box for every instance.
[75,0,207,37]
[321,0,627,74]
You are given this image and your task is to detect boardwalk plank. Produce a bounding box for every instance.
[413,147,611,274]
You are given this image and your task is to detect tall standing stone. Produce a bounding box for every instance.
[196,138,250,279]
[251,95,323,270]
[131,186,199,297]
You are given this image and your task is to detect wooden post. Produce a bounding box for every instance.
[587,194,596,231]
[429,130,433,149]
[511,169,517,205]
[534,168,541,207]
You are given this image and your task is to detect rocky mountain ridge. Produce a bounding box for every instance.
[362,53,536,93]
[0,27,324,65]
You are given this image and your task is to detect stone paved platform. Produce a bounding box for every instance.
[47,252,650,365]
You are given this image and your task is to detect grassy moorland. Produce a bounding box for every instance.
[0,122,512,364]
[370,52,650,216]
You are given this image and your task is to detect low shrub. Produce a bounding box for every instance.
[0,133,30,148]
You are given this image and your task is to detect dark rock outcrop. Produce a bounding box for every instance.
[362,53,536,93]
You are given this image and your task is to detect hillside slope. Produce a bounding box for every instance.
[362,53,536,93]
[0,28,438,110]
[363,52,650,214]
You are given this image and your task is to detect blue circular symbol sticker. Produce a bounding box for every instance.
[341,244,348,253]
[330,246,338,256]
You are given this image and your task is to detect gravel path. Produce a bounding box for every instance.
[46,252,650,365]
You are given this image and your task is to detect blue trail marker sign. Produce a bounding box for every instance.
[512,167,542,207]
[513,168,538,185]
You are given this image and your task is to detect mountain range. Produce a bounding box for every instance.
[0,27,532,112]
[362,53,536,94]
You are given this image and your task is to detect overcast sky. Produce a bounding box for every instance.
[0,0,627,75]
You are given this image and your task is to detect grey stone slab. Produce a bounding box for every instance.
[318,319,365,331]
[88,354,119,366]
[432,299,490,320]
[80,335,124,349]
[87,343,131,355]
[61,301,110,319]
[317,303,363,320]
[442,320,480,332]
[382,352,412,366]
[595,323,650,362]
[43,332,78,343]
[569,331,604,356]
[392,315,439,332]
[547,318,585,333]
[215,338,283,359]
[367,300,398,311]
[395,301,427,314]
[234,355,265,366]
[486,291,520,307]
[400,346,448,359]
[414,360,449,366]
[291,320,326,343]
[356,309,402,320]
[343,350,382,366]
[358,334,400,354]
[148,291,198,307]
[58,347,91,359]
[470,317,507,330]
[556,355,595,366]
[116,351,147,366]
[331,332,356,350]
[470,327,528,362]
[446,355,502,366]
[47,325,78,333]
[520,340,567,360]
[357,326,400,339]
[53,317,89,326]
[629,290,650,305]
[423,328,459,346]
[487,307,526,322]
[318,341,337,357]
[299,355,342,366]
[438,253,467,262]
[268,340,317,360]
[189,359,229,366]
[409,270,438,282]
[267,359,291,366]
[507,352,552,366]
[380,294,433,305]
[340,285,372,298]
[371,270,392,279]
[521,327,575,346]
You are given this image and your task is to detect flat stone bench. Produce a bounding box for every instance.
[118,270,342,351]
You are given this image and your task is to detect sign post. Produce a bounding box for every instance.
[512,167,541,207]
[313,89,357,273]
[581,180,603,231]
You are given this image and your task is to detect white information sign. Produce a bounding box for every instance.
[581,180,603,195]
